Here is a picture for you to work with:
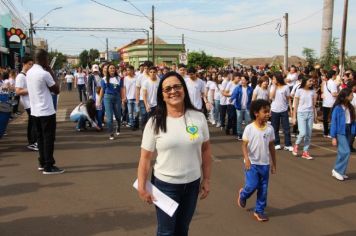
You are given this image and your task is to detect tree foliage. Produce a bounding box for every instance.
[302,48,317,67]
[88,49,100,62]
[188,51,225,69]
[320,38,340,70]
[48,51,67,70]
[79,50,89,68]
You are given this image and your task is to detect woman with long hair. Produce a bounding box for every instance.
[330,88,355,181]
[270,72,293,151]
[69,99,101,132]
[291,76,317,160]
[137,71,211,236]
[99,63,126,140]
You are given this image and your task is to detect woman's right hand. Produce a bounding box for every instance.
[138,189,155,204]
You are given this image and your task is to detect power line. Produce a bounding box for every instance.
[290,1,332,25]
[0,0,27,27]
[91,0,281,33]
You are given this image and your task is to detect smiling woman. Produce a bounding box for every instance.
[137,71,212,236]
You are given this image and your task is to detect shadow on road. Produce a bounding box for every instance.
[268,195,356,217]
[0,208,155,236]
[63,162,138,174]
[0,182,74,197]
[323,231,356,236]
[0,206,27,217]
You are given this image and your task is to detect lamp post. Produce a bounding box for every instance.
[90,35,109,61]
[29,7,63,55]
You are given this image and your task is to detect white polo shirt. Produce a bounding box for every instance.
[27,64,56,117]
[185,77,205,110]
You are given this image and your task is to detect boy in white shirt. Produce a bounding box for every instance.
[142,66,159,127]
[237,99,276,222]
[124,65,138,130]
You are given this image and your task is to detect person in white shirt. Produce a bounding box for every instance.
[291,77,317,160]
[65,71,74,91]
[27,49,64,174]
[137,71,211,235]
[69,99,101,132]
[285,66,298,91]
[74,67,87,102]
[185,67,207,110]
[15,57,37,151]
[124,65,138,130]
[252,76,270,101]
[269,72,293,151]
[321,70,338,137]
[136,61,153,130]
[219,73,231,129]
[223,72,240,135]
[142,66,159,126]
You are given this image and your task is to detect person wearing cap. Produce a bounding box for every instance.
[87,65,101,98]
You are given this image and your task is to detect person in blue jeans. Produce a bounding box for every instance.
[69,99,101,132]
[269,72,293,152]
[330,88,356,181]
[99,63,126,140]
[230,76,253,140]
[137,72,211,236]
[291,76,317,160]
[237,99,276,222]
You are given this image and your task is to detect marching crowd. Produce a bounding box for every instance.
[1,48,356,232]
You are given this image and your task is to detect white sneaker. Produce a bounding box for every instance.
[284,146,293,152]
[275,145,282,150]
[109,134,114,140]
[115,128,120,136]
[332,169,344,181]
[216,123,221,128]
[343,174,349,179]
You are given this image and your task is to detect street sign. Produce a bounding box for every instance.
[179,52,188,65]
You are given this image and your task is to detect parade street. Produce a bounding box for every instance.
[0,90,355,236]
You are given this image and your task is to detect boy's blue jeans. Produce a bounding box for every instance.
[236,109,251,136]
[127,99,139,127]
[152,176,200,236]
[103,94,121,134]
[334,125,351,175]
[271,111,292,146]
[240,164,270,214]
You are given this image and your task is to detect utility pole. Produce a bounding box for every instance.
[106,37,109,61]
[147,31,150,61]
[29,12,34,56]
[339,0,348,77]
[284,13,289,72]
[320,0,334,58]
[151,5,155,65]
[182,34,185,52]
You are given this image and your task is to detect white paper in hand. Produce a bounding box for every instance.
[133,179,179,217]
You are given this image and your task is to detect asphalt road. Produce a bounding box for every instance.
[0,90,355,236]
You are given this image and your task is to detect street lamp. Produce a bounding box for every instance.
[90,35,109,61]
[29,7,63,55]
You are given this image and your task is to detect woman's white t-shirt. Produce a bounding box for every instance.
[253,86,269,101]
[75,72,86,85]
[322,79,338,108]
[271,85,290,113]
[141,109,209,184]
[295,89,315,113]
[65,74,74,83]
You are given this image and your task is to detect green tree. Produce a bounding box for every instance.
[320,38,339,70]
[48,51,67,70]
[302,48,317,67]
[79,50,89,67]
[187,51,225,69]
[88,48,100,62]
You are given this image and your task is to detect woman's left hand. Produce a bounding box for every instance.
[200,179,210,200]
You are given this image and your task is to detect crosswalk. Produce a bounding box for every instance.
[10,108,69,125]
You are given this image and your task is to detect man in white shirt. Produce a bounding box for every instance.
[64,71,74,91]
[185,67,207,110]
[322,70,338,137]
[124,65,138,130]
[27,49,64,175]
[136,61,153,129]
[286,66,298,91]
[142,66,159,126]
[15,56,37,151]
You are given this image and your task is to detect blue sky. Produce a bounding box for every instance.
[2,0,356,58]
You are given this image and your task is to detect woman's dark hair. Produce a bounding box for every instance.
[273,72,286,85]
[300,76,314,90]
[85,99,97,121]
[250,99,271,120]
[153,71,198,134]
[105,63,118,84]
[332,88,355,121]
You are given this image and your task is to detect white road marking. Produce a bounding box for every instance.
[212,155,221,162]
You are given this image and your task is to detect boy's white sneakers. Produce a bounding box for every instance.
[332,169,344,181]
[284,146,293,152]
[275,145,282,150]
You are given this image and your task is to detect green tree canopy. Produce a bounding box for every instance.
[48,51,67,70]
[302,48,317,67]
[79,50,89,68]
[187,51,225,69]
